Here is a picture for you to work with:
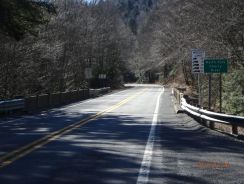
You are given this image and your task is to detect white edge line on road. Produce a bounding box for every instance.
[137,87,164,184]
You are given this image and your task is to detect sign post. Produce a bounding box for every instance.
[85,67,92,89]
[204,59,228,112]
[219,74,222,112]
[208,74,212,110]
[192,49,205,107]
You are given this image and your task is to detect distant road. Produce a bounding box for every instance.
[0,84,243,184]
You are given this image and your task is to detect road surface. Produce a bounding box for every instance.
[0,84,243,184]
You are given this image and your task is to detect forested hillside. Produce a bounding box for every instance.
[0,0,133,98]
[115,0,155,34]
[125,0,244,115]
[0,0,243,115]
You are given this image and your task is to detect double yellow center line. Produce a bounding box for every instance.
[0,89,147,169]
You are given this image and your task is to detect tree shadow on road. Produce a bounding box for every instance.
[0,113,154,184]
[156,112,244,184]
[0,109,243,184]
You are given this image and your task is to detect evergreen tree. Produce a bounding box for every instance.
[0,0,56,40]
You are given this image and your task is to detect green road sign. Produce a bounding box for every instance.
[204,59,228,73]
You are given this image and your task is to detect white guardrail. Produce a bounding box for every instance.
[173,88,244,136]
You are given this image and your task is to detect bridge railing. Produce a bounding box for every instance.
[0,87,111,114]
[0,99,25,112]
[173,88,244,136]
[89,87,111,97]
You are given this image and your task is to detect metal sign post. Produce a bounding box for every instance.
[208,74,212,110]
[198,74,202,107]
[219,74,222,112]
[192,49,205,107]
[204,59,228,112]
[85,67,92,89]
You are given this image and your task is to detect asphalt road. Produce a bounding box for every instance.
[0,84,243,184]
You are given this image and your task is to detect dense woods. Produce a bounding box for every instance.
[0,0,243,115]
[125,0,243,115]
[0,0,132,99]
[0,0,56,40]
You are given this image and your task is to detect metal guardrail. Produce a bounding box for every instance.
[181,98,244,126]
[0,99,25,113]
[173,88,244,135]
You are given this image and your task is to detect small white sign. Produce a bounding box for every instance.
[85,67,92,79]
[99,74,107,79]
[192,49,205,73]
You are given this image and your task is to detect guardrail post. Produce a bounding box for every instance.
[209,121,215,130]
[199,118,204,125]
[179,93,184,105]
[202,119,207,126]
[48,93,50,107]
[36,95,39,108]
[180,92,244,137]
[232,125,238,135]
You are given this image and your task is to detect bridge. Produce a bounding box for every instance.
[0,84,243,184]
